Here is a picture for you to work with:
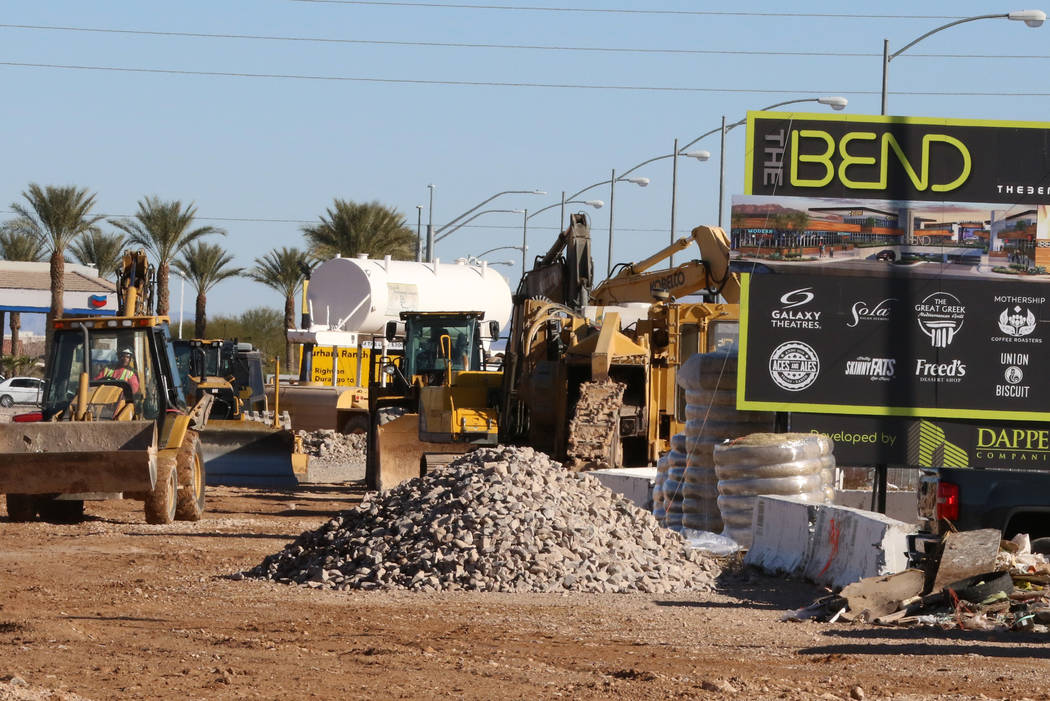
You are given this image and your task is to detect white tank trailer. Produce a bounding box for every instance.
[279,255,513,434]
[307,255,513,335]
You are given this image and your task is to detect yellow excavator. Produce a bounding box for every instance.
[365,311,502,491]
[172,338,308,488]
[0,250,212,524]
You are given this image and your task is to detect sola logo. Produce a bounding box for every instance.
[998,306,1036,337]
[846,298,896,328]
[779,287,814,309]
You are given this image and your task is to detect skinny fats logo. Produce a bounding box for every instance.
[915,292,965,348]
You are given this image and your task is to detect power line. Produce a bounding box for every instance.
[3,60,1049,97]
[289,1,958,20]
[5,23,1050,60]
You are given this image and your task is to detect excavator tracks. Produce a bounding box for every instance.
[565,380,625,472]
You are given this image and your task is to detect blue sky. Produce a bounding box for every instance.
[4,1,1050,323]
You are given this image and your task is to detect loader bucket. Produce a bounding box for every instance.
[373,413,471,491]
[200,420,309,488]
[0,421,157,495]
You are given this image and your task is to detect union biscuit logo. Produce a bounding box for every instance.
[768,341,820,392]
[915,292,965,348]
[998,306,1036,337]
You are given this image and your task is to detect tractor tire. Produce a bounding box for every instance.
[37,497,86,524]
[5,494,38,522]
[175,430,206,522]
[145,458,178,525]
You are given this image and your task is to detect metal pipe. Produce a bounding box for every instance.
[670,137,678,268]
[607,168,616,278]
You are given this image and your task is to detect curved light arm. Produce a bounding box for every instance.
[435,189,544,234]
[435,208,525,243]
[566,177,648,202]
[527,199,603,220]
[677,97,847,151]
[890,13,1026,61]
[475,245,525,258]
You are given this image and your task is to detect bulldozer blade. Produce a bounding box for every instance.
[375,414,471,491]
[200,420,308,488]
[0,421,157,495]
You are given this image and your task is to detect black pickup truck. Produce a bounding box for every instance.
[914,466,1050,556]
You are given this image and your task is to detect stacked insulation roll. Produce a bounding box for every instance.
[713,433,835,548]
[675,350,775,534]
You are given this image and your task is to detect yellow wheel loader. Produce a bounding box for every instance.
[172,338,308,488]
[0,251,211,524]
[365,311,502,491]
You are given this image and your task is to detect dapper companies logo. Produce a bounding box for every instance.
[915,292,965,348]
[771,287,821,330]
[846,298,895,328]
[768,341,820,391]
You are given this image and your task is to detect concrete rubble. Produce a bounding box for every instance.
[247,445,720,593]
[789,532,1050,632]
[296,429,367,466]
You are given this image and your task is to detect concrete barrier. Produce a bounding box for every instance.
[590,467,657,511]
[745,495,913,589]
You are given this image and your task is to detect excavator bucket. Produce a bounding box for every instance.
[199,420,309,488]
[0,421,157,494]
[374,414,471,491]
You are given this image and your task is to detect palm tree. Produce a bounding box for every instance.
[0,219,48,356]
[11,184,104,351]
[302,199,416,261]
[246,247,307,372]
[110,196,223,316]
[172,242,243,338]
[67,230,127,281]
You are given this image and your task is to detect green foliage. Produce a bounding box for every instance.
[0,221,47,261]
[0,355,39,377]
[67,230,127,280]
[10,184,103,254]
[173,242,244,295]
[247,247,307,299]
[302,199,416,261]
[183,307,286,372]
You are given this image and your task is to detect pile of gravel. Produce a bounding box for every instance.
[247,445,719,593]
[297,429,366,465]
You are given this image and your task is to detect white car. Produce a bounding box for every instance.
[0,376,43,407]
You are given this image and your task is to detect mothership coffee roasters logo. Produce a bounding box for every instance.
[998,305,1037,337]
[915,292,965,348]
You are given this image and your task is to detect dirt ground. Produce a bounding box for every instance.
[3,479,1050,701]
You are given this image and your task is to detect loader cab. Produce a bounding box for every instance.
[43,319,187,421]
[398,312,489,386]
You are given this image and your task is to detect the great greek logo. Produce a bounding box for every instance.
[915,292,965,348]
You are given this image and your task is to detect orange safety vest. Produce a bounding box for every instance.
[102,367,135,383]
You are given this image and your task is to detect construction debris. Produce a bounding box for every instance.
[296,429,367,466]
[247,445,720,593]
[789,533,1050,632]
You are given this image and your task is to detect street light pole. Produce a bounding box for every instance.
[881,10,1045,115]
[415,204,423,262]
[426,184,436,263]
[429,188,545,260]
[718,115,727,229]
[670,137,679,267]
[521,209,528,272]
[608,168,616,277]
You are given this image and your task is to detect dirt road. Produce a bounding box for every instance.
[2,481,1050,701]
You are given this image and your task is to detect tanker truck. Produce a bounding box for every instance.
[277,254,512,436]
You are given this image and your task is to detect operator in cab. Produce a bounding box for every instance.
[95,347,141,394]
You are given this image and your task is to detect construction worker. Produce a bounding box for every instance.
[95,348,141,394]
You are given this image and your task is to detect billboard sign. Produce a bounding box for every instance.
[790,412,1050,472]
[738,271,1050,422]
[745,112,1050,205]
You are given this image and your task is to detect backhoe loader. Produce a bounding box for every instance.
[172,338,308,487]
[0,251,211,524]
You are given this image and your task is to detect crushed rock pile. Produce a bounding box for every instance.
[247,446,719,593]
[297,429,366,465]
